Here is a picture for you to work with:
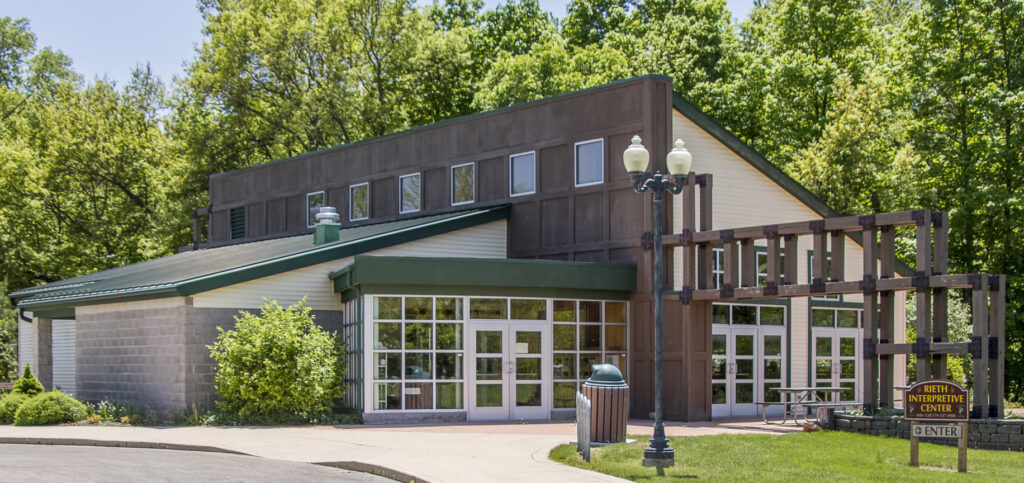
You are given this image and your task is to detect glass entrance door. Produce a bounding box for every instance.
[811,328,860,401]
[711,326,758,417]
[468,323,549,421]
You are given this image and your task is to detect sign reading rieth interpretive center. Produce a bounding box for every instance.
[905,380,968,421]
[905,380,969,472]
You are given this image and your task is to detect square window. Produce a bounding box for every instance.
[374,296,401,319]
[405,353,432,379]
[605,301,626,323]
[553,382,576,408]
[837,310,859,328]
[553,353,576,379]
[349,183,369,221]
[579,301,601,322]
[435,297,462,320]
[579,354,601,378]
[553,324,576,351]
[733,306,756,325]
[605,325,626,351]
[713,304,730,324]
[452,163,474,205]
[510,299,545,320]
[812,309,835,327]
[306,191,324,228]
[405,323,432,350]
[374,323,401,350]
[436,353,463,379]
[374,353,401,379]
[436,323,463,350]
[399,173,421,214]
[436,382,463,409]
[553,300,576,321]
[760,306,785,325]
[574,139,604,186]
[579,325,601,351]
[469,298,506,319]
[404,297,432,320]
[510,152,536,196]
[404,382,432,410]
[374,383,401,410]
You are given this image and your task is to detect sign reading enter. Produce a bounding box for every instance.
[911,423,962,438]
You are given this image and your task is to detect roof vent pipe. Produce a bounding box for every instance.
[313,206,341,245]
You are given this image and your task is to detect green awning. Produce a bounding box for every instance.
[330,255,637,302]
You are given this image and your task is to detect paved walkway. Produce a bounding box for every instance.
[0,418,800,482]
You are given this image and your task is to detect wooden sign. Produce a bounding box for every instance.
[905,380,968,421]
[906,380,969,472]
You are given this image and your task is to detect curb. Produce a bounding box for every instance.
[0,437,425,482]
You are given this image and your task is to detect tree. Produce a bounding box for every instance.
[0,281,17,382]
[208,299,345,420]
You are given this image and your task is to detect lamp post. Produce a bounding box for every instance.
[623,135,693,469]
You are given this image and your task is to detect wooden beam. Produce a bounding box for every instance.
[915,210,932,382]
[681,174,696,293]
[812,227,827,287]
[722,238,738,295]
[874,210,919,226]
[699,174,713,232]
[880,227,896,278]
[932,212,949,380]
[874,342,971,356]
[698,243,713,290]
[880,290,895,407]
[862,292,878,412]
[686,274,989,302]
[972,284,989,418]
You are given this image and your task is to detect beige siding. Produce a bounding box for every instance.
[51,319,76,397]
[670,110,907,387]
[192,220,507,310]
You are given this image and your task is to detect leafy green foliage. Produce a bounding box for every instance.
[12,364,43,396]
[13,390,87,425]
[208,299,345,421]
[0,281,17,381]
[0,392,30,424]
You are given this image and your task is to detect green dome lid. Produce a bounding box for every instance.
[583,363,628,388]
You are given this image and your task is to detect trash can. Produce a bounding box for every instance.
[581,363,629,443]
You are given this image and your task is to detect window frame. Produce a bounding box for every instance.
[451,162,475,206]
[573,138,605,187]
[398,173,422,214]
[509,151,537,197]
[349,182,370,222]
[306,190,325,228]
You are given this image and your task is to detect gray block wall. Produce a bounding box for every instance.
[76,301,344,413]
[832,414,1024,451]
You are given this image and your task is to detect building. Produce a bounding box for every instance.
[10,76,906,423]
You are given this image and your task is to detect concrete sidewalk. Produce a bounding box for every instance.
[0,418,799,482]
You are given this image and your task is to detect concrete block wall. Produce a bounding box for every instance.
[76,297,345,413]
[75,300,190,411]
[833,414,1024,451]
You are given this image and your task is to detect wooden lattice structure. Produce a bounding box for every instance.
[664,173,1006,418]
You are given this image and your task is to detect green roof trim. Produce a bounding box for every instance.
[671,94,913,277]
[11,206,510,311]
[331,256,637,301]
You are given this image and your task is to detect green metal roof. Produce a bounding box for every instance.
[10,206,510,310]
[331,256,637,301]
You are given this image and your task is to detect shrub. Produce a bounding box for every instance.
[12,365,43,396]
[208,298,345,421]
[0,392,31,424]
[13,391,87,425]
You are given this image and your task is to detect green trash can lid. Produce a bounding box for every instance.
[583,363,627,388]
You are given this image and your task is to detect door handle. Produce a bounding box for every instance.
[729,362,737,375]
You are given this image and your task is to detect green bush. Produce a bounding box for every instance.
[12,365,43,396]
[0,392,31,424]
[208,298,345,421]
[13,391,87,425]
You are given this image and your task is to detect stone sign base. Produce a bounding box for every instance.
[832,414,1024,451]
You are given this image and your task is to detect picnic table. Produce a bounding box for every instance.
[757,386,847,424]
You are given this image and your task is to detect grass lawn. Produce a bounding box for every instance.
[549,431,1024,482]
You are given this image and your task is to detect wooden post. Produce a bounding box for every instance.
[915,210,932,382]
[766,232,781,289]
[682,173,696,295]
[958,421,968,473]
[988,275,1005,418]
[861,225,878,412]
[722,237,737,296]
[740,238,755,287]
[909,425,920,467]
[880,226,896,403]
[783,235,798,286]
[698,174,714,291]
[830,230,845,281]
[971,281,989,418]
[812,225,827,287]
[932,212,949,380]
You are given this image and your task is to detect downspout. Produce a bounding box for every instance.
[19,307,32,324]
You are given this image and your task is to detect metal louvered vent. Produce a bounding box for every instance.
[229,206,246,240]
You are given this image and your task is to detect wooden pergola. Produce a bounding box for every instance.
[662,173,1006,418]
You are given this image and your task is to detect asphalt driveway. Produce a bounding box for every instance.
[2,444,392,482]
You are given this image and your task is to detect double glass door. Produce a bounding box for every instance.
[468,323,549,420]
[712,326,786,418]
[811,328,860,401]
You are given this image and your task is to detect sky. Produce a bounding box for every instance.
[4,0,757,88]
